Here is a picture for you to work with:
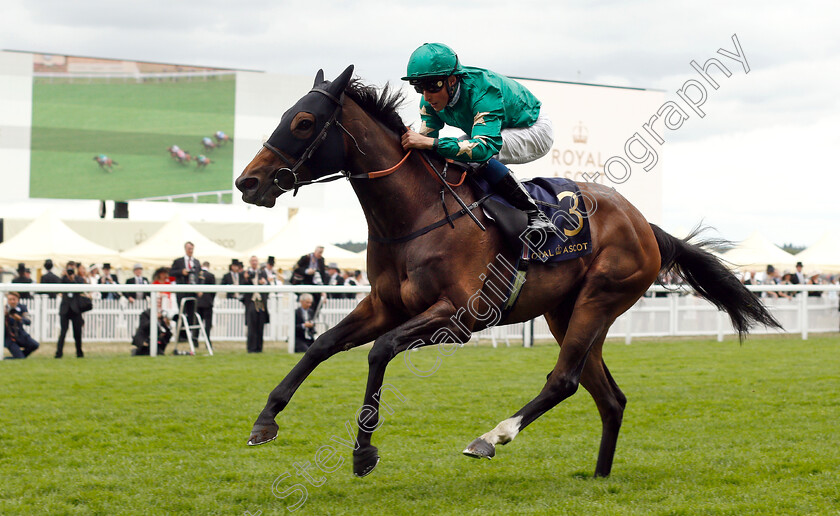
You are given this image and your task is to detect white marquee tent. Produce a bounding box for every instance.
[0,211,120,269]
[120,215,241,269]
[791,231,840,274]
[245,210,367,271]
[722,232,797,272]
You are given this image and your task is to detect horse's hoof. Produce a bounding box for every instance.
[247,422,279,446]
[463,438,495,459]
[353,445,380,477]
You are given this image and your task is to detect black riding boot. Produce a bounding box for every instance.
[492,172,558,232]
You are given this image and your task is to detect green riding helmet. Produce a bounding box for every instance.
[401,43,465,81]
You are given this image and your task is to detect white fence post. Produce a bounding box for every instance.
[288,293,296,354]
[523,320,533,348]
[800,290,808,340]
[625,308,633,345]
[0,290,5,361]
[150,292,158,357]
[669,293,678,336]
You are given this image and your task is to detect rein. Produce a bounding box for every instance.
[264,88,466,191]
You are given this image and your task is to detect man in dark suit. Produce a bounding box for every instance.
[98,263,120,300]
[293,246,326,285]
[40,259,61,299]
[124,263,149,302]
[292,246,326,307]
[11,263,33,301]
[242,255,269,353]
[325,262,345,300]
[341,269,357,299]
[170,241,201,342]
[196,261,216,348]
[4,291,39,359]
[294,293,316,353]
[791,261,806,286]
[221,259,243,300]
[56,262,87,358]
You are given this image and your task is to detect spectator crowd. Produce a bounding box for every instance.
[5,245,838,360]
[2,242,368,359]
[740,261,835,300]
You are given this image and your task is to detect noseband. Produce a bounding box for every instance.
[262,87,346,196]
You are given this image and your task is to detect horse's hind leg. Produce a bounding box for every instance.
[539,307,626,476]
[463,303,608,460]
[580,349,626,477]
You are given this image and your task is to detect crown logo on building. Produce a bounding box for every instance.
[572,121,588,144]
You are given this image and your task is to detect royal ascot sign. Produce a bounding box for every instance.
[513,78,666,223]
[549,121,608,183]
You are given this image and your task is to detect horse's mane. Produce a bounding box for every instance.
[345,79,408,136]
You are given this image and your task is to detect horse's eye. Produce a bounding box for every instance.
[298,119,313,130]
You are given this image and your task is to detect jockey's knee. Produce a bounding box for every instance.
[482,159,510,185]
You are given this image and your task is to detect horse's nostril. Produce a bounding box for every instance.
[237,176,259,192]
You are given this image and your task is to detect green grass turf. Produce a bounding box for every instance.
[1,335,838,515]
[29,77,235,201]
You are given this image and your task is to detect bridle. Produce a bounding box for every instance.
[260,86,467,195]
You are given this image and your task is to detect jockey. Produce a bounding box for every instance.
[202,137,213,146]
[401,43,555,231]
[215,131,227,140]
[170,144,181,153]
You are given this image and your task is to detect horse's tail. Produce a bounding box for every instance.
[649,223,782,341]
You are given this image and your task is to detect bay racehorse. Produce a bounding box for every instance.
[201,137,217,152]
[235,65,781,478]
[195,155,212,169]
[93,154,117,172]
[214,131,231,145]
[168,147,191,165]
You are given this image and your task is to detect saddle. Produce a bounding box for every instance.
[468,174,594,264]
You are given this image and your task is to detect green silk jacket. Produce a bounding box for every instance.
[418,66,541,163]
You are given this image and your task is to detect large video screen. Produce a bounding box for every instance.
[29,54,235,202]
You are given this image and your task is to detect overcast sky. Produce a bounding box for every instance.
[2,0,838,247]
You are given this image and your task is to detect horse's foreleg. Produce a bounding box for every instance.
[463,302,610,460]
[352,298,469,477]
[248,295,399,446]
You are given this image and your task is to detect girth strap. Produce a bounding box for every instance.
[368,195,492,244]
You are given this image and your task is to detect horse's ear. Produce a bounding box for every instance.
[327,64,354,96]
[313,69,325,87]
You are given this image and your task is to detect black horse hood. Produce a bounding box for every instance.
[264,65,354,175]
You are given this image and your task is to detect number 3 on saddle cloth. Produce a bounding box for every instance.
[473,175,594,318]
[474,175,593,262]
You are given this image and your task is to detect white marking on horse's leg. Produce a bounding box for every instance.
[480,415,523,446]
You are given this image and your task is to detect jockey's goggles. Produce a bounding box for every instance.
[410,78,446,94]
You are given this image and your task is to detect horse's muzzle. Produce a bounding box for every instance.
[235,173,280,207]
